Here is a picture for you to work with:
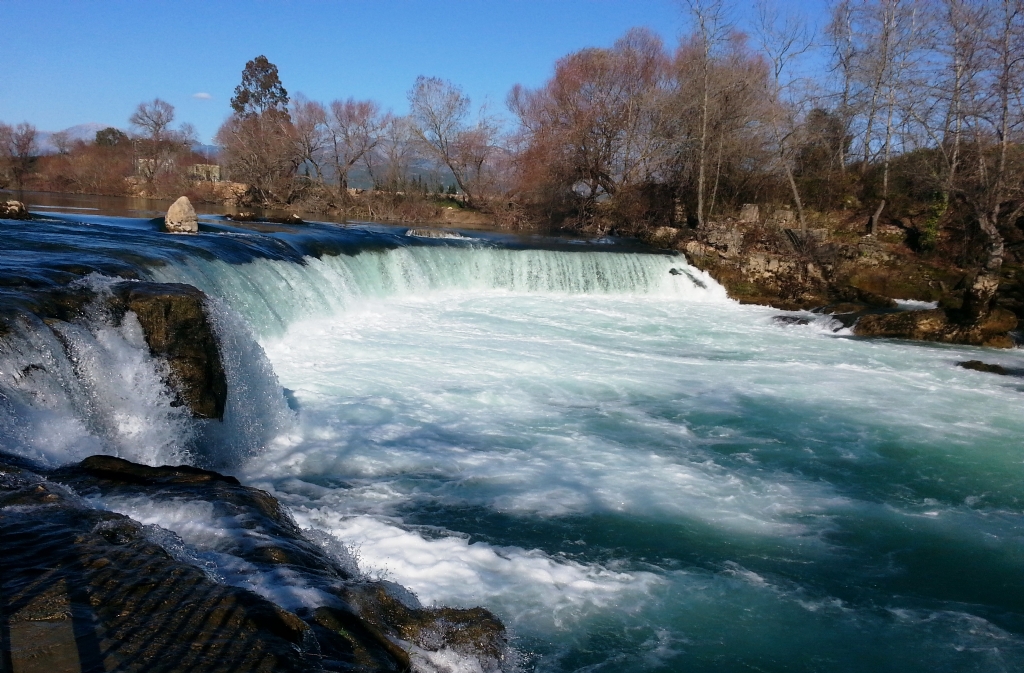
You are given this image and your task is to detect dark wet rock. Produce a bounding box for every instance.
[227,212,304,225]
[0,281,228,420]
[823,302,869,315]
[958,360,1009,375]
[40,454,509,671]
[773,315,811,326]
[108,281,228,419]
[853,307,1018,348]
[1,199,30,219]
[69,454,242,486]
[164,196,198,233]
[0,456,317,673]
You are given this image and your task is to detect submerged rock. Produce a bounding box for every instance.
[164,196,198,233]
[109,282,227,419]
[0,200,29,219]
[773,315,811,326]
[226,212,304,225]
[958,360,1009,375]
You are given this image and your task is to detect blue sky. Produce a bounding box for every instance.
[0,0,826,143]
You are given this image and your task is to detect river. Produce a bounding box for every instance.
[1,199,1023,672]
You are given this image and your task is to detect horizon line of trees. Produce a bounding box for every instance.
[3,0,1023,317]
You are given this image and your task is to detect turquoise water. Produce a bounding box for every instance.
[161,246,1024,672]
[2,213,1023,671]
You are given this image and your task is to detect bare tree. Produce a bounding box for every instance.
[680,0,730,227]
[327,98,388,192]
[0,122,39,192]
[365,115,419,192]
[827,0,859,174]
[129,99,175,142]
[755,0,815,231]
[847,0,923,234]
[129,98,190,187]
[291,96,329,181]
[408,76,498,206]
[49,130,73,156]
[957,0,1024,318]
[508,29,669,222]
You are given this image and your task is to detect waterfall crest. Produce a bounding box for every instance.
[150,246,729,336]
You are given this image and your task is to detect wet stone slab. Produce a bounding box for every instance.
[0,454,507,673]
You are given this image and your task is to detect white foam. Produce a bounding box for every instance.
[0,312,194,466]
[293,511,662,632]
[895,299,939,310]
[93,494,342,611]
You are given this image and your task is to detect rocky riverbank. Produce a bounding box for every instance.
[645,210,1020,348]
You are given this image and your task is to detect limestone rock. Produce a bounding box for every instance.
[165,196,198,233]
[644,226,681,248]
[772,209,795,224]
[853,307,1017,348]
[109,282,227,419]
[0,200,29,219]
[739,204,760,222]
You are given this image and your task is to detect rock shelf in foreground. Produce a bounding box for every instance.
[1,452,507,672]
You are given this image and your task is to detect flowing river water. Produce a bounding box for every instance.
[1,202,1023,672]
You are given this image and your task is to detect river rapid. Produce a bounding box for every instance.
[1,203,1023,672]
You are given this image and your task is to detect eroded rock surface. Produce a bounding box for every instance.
[108,282,228,419]
[0,453,509,672]
[853,307,1017,348]
[0,455,314,673]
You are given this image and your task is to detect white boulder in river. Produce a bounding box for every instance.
[165,196,198,233]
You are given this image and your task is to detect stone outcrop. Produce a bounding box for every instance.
[738,204,760,222]
[0,452,509,673]
[853,307,1017,348]
[1,200,29,219]
[668,206,1018,346]
[164,196,198,233]
[109,282,228,420]
[0,454,315,673]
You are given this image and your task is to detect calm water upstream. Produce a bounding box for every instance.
[2,199,1023,672]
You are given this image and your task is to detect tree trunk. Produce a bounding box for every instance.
[962,210,1005,321]
[868,199,885,235]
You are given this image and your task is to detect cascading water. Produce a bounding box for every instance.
[2,212,1023,672]
[149,244,726,336]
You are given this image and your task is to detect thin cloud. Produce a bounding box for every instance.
[192,92,212,100]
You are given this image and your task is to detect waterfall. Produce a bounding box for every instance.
[0,242,725,468]
[149,246,729,337]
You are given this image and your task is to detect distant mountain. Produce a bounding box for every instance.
[36,123,114,154]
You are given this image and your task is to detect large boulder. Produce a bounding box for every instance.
[164,196,198,233]
[0,200,29,219]
[109,282,227,419]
